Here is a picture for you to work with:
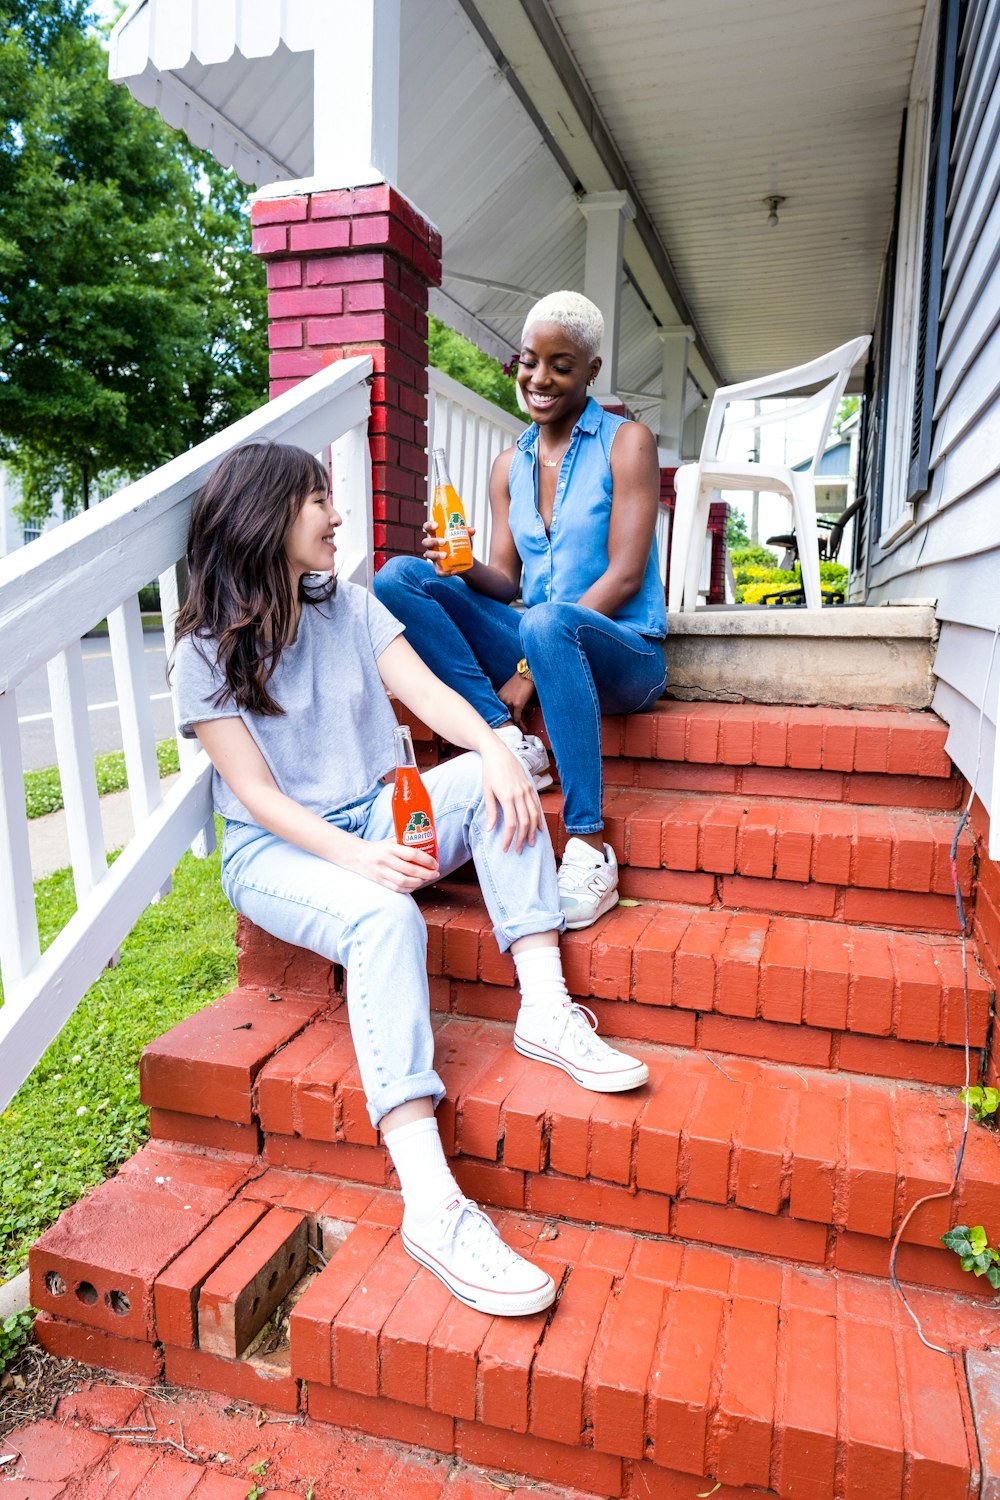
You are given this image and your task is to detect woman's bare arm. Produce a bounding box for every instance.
[575,421,660,618]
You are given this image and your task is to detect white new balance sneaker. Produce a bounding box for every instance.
[402,1195,556,1317]
[557,837,619,929]
[495,723,554,791]
[514,998,650,1092]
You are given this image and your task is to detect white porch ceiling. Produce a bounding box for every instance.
[110,0,928,424]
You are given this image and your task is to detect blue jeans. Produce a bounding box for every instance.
[220,752,564,1127]
[374,556,667,834]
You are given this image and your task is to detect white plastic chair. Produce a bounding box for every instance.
[667,335,871,612]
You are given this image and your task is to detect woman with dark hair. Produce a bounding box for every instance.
[171,440,649,1320]
[375,290,667,931]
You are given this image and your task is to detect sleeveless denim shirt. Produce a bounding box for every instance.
[508,398,667,638]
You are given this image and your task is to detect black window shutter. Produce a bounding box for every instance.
[906,0,961,504]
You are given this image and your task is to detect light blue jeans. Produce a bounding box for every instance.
[374,556,667,834]
[220,752,564,1127]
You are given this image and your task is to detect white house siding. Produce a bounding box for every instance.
[865,0,1000,821]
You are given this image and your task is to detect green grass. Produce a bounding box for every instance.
[24,738,180,820]
[0,819,235,1286]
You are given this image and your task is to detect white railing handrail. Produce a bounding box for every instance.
[0,356,373,1112]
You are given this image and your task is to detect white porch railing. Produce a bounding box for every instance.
[427,368,526,560]
[0,355,373,1112]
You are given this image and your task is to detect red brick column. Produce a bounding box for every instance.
[250,185,442,568]
[708,501,729,604]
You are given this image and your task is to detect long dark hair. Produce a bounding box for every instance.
[173,441,332,715]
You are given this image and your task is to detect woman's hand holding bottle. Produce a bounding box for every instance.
[348,836,439,893]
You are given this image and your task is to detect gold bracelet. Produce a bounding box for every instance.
[516,657,533,684]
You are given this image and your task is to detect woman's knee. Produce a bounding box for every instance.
[519,601,574,653]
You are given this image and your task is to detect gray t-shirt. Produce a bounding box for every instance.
[172,581,404,823]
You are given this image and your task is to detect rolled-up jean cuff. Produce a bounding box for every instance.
[564,822,604,837]
[367,1069,446,1129]
[492,912,566,954]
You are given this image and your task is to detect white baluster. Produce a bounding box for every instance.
[47,643,106,903]
[0,689,40,996]
[160,560,216,859]
[108,593,170,898]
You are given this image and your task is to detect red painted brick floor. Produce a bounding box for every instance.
[0,1380,600,1499]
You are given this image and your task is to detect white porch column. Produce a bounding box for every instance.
[657,326,695,463]
[579,190,635,404]
[312,0,400,188]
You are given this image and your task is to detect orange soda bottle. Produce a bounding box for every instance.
[391,725,438,861]
[430,448,474,574]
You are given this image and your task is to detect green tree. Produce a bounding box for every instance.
[0,1,267,519]
[428,315,520,419]
[725,504,750,550]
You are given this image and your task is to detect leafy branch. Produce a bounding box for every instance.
[941,1225,1000,1290]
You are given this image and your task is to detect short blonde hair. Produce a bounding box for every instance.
[521,290,604,361]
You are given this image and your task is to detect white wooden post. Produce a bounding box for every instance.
[658,327,695,463]
[311,0,400,189]
[579,190,635,404]
[47,643,107,903]
[0,690,40,990]
[160,558,216,859]
[331,420,375,589]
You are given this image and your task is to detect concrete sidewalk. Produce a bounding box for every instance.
[28,775,181,881]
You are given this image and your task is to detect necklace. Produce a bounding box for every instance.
[539,448,567,469]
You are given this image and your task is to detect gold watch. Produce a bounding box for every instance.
[516,657,533,684]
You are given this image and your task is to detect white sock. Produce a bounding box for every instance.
[383,1116,460,1224]
[495,721,523,750]
[513,945,569,1010]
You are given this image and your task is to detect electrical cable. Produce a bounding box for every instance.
[888,623,1000,1353]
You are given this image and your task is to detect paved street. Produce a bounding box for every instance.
[16,631,176,771]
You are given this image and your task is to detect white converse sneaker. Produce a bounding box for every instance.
[557,837,619,929]
[514,998,650,1092]
[495,723,554,791]
[402,1195,556,1317]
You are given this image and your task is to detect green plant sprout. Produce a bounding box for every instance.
[941,1225,1000,1290]
[961,1086,1000,1124]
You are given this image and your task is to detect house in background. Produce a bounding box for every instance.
[0,466,72,557]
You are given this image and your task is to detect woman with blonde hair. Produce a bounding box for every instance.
[376,289,667,930]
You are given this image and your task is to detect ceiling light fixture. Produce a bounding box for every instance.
[764,195,786,228]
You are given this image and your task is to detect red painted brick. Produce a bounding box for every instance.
[30,1146,248,1341]
[775,1304,839,1498]
[154,1198,269,1348]
[841,1313,905,1497]
[618,866,716,905]
[147,1109,259,1155]
[334,1235,419,1396]
[378,1268,453,1405]
[649,1286,724,1474]
[896,1315,976,1500]
[251,223,287,255]
[588,1087,643,1186]
[459,1050,533,1160]
[33,1312,164,1382]
[720,875,836,919]
[735,1084,793,1215]
[716,912,767,1017]
[546,1073,600,1179]
[836,1032,972,1087]
[682,1073,744,1202]
[499,1072,548,1172]
[589,1276,665,1457]
[251,195,309,225]
[289,1221,393,1385]
[699,803,743,873]
[456,1420,623,1496]
[530,1265,614,1443]
[821,714,858,772]
[288,218,351,253]
[634,1064,706,1195]
[590,906,656,1000]
[736,805,777,878]
[426,1292,492,1420]
[773,803,817,883]
[812,804,854,884]
[254,1019,343,1135]
[760,918,808,1024]
[697,1012,833,1068]
[788,1089,843,1224]
[684,708,721,763]
[198,1207,309,1359]
[309,1381,454,1452]
[715,1294,779,1488]
[803,922,851,1030]
[267,319,303,349]
[633,908,691,1004]
[671,1200,828,1264]
[527,1173,669,1236]
[717,705,757,764]
[140,988,323,1123]
[741,766,844,800]
[477,1292,555,1433]
[674,908,728,1009]
[843,1088,898,1239]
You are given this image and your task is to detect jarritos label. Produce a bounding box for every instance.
[402,810,435,846]
[445,512,469,544]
